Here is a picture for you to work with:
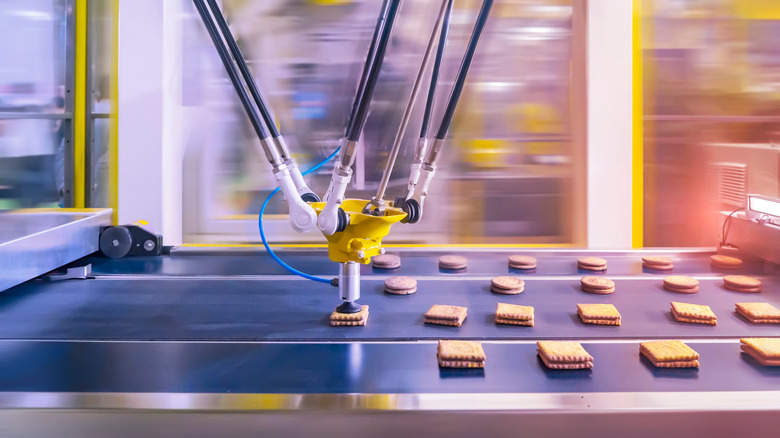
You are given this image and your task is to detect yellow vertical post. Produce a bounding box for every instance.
[632,0,644,248]
[109,0,119,224]
[73,0,87,208]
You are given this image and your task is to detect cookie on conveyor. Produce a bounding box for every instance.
[723,275,761,293]
[577,303,621,326]
[490,276,525,295]
[329,305,369,327]
[384,276,417,295]
[642,256,674,270]
[537,341,593,370]
[740,338,780,366]
[640,340,699,368]
[495,303,534,326]
[663,276,699,294]
[508,255,537,270]
[439,255,468,270]
[437,340,485,368]
[372,254,401,269]
[578,257,607,271]
[670,301,717,325]
[735,303,780,324]
[580,276,615,294]
[424,304,467,327]
[710,254,743,269]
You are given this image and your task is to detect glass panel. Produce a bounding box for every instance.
[0,0,68,114]
[87,0,113,207]
[181,0,579,244]
[0,119,61,208]
[642,0,780,246]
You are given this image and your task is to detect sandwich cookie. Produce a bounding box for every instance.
[490,276,525,295]
[372,254,401,269]
[384,276,417,295]
[580,276,615,294]
[508,255,537,270]
[723,275,761,293]
[663,276,699,294]
[642,256,674,270]
[439,255,468,270]
[578,257,607,271]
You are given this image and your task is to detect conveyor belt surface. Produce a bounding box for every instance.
[0,341,778,394]
[80,249,772,277]
[3,276,778,341]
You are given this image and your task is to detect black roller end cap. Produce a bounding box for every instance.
[398,198,420,224]
[336,301,363,314]
[301,192,320,203]
[336,208,349,232]
[99,226,133,259]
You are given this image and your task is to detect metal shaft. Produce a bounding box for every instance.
[343,0,402,143]
[433,0,493,141]
[374,0,451,204]
[346,0,391,139]
[192,0,283,166]
[420,0,453,139]
[206,0,280,140]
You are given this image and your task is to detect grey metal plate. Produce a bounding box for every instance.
[0,210,111,292]
[2,276,779,341]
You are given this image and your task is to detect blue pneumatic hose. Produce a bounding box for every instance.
[258,147,341,285]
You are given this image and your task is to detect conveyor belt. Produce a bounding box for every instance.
[1,340,779,394]
[3,276,778,341]
[80,249,771,277]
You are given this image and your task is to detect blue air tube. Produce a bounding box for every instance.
[258,147,341,285]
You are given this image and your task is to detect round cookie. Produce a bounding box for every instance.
[439,255,468,270]
[508,255,537,270]
[578,257,607,271]
[372,254,401,269]
[491,276,525,295]
[710,254,743,269]
[663,276,699,294]
[580,276,615,294]
[384,276,417,295]
[642,256,674,270]
[723,275,761,293]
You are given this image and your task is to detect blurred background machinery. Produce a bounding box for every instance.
[0,0,778,246]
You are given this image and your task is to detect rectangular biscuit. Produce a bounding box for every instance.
[330,319,367,327]
[735,303,780,319]
[424,305,467,321]
[577,303,621,320]
[538,352,593,369]
[437,340,486,361]
[671,308,717,325]
[639,340,698,362]
[647,359,700,368]
[741,315,780,324]
[438,359,485,368]
[740,338,780,359]
[496,317,534,326]
[537,341,593,362]
[670,301,716,319]
[330,305,369,321]
[741,346,780,366]
[578,315,621,326]
[496,303,534,320]
[425,317,466,327]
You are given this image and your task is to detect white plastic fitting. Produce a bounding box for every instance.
[274,165,318,233]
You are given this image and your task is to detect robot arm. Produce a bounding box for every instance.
[317,0,402,235]
[194,0,318,233]
[398,0,494,224]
